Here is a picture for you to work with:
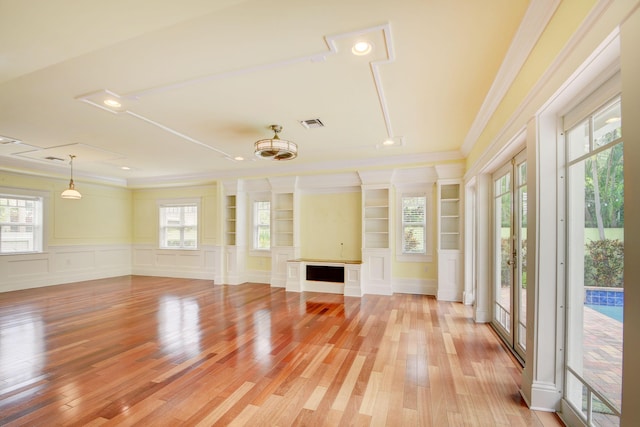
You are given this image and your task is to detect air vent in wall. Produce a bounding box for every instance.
[299,118,324,129]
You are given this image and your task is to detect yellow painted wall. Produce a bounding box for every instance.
[132,184,218,246]
[300,192,361,260]
[467,0,597,167]
[391,184,438,280]
[1,171,131,245]
[246,255,271,271]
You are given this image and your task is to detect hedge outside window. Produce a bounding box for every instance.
[159,204,198,249]
[0,195,43,254]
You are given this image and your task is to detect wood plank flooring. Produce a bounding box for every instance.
[0,276,562,426]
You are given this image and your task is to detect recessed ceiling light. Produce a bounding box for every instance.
[382,139,395,146]
[352,41,372,56]
[120,166,131,170]
[234,156,244,161]
[104,99,122,108]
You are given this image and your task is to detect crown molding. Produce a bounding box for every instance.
[0,156,128,187]
[465,0,620,179]
[461,0,561,156]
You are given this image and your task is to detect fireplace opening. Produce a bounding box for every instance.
[306,265,344,283]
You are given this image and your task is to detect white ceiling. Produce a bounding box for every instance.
[0,0,532,187]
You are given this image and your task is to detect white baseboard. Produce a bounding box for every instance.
[393,278,437,295]
[526,381,562,412]
[364,283,393,296]
[130,268,215,281]
[245,270,270,284]
[474,309,491,323]
[437,288,463,302]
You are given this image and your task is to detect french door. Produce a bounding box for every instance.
[492,150,527,360]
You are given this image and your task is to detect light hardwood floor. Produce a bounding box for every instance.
[0,276,563,426]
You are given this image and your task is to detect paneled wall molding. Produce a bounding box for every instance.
[131,244,220,281]
[0,244,131,293]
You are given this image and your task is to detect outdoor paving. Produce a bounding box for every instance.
[583,305,623,420]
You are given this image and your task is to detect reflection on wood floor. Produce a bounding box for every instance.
[0,276,562,426]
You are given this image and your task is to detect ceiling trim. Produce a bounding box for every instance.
[464,0,619,180]
[125,149,463,188]
[0,156,128,187]
[76,24,399,161]
[460,0,561,156]
[325,24,396,139]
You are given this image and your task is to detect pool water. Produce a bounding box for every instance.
[586,304,624,322]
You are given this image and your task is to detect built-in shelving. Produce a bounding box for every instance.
[363,187,390,249]
[439,184,460,250]
[436,179,463,301]
[226,195,237,246]
[273,192,294,247]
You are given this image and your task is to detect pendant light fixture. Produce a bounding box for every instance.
[254,125,297,161]
[61,154,82,199]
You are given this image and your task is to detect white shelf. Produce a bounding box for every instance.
[438,183,461,251]
[363,187,390,250]
[226,195,237,246]
[273,192,295,247]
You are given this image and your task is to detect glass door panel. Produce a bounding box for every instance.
[493,150,527,360]
[494,170,512,335]
[516,158,527,352]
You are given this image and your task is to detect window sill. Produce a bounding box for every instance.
[0,251,46,256]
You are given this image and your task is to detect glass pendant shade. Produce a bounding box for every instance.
[61,155,82,199]
[61,182,82,199]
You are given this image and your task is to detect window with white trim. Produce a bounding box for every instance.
[0,195,43,254]
[402,195,426,254]
[396,189,432,262]
[159,202,198,249]
[253,200,271,251]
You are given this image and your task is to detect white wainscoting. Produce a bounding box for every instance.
[132,244,220,281]
[0,244,132,292]
[361,249,392,295]
[393,278,437,296]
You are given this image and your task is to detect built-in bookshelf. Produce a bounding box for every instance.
[439,183,460,250]
[363,187,390,249]
[225,195,237,246]
[273,192,294,247]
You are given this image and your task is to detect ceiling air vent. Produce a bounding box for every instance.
[45,156,66,162]
[299,118,324,129]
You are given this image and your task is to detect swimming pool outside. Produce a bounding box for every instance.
[586,303,623,322]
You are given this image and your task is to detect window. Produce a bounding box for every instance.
[0,195,43,254]
[565,97,623,425]
[396,190,431,262]
[402,196,426,253]
[253,200,270,251]
[159,202,198,249]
